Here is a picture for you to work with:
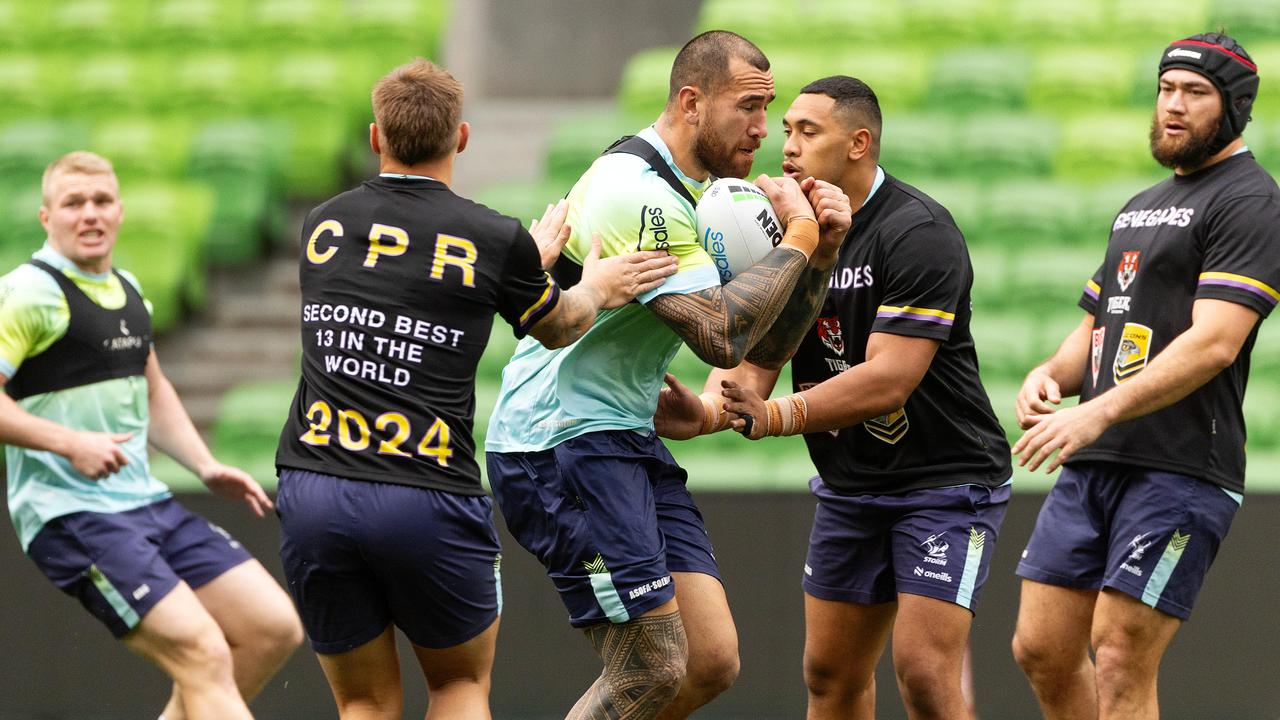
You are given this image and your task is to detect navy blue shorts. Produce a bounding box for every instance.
[803,478,1011,612]
[487,429,719,628]
[1016,461,1239,620]
[26,497,253,638]
[277,468,502,653]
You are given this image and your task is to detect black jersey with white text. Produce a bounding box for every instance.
[1073,151,1280,493]
[790,172,1012,495]
[276,176,560,494]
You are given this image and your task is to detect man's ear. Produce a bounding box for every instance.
[677,86,702,126]
[848,128,874,162]
[369,123,381,155]
[456,121,470,154]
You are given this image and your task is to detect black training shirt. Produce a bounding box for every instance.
[276,176,560,494]
[790,172,1012,495]
[1072,151,1280,493]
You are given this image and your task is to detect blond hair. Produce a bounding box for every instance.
[42,151,116,206]
[371,58,464,166]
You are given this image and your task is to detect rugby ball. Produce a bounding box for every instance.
[696,177,784,284]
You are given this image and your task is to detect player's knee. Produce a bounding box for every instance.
[175,627,236,682]
[1012,627,1059,678]
[892,646,952,708]
[686,644,739,699]
[803,653,863,701]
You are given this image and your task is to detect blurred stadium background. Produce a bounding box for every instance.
[0,0,1278,717]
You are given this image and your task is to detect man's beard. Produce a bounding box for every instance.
[1149,112,1225,170]
[694,124,752,179]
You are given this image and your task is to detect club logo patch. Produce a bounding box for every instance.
[1117,250,1141,292]
[816,315,844,355]
[864,407,908,444]
[1113,323,1153,383]
[1091,326,1106,387]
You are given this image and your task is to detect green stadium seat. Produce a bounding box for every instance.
[1246,43,1280,117]
[344,0,449,58]
[473,180,565,230]
[1250,120,1280,175]
[954,113,1058,179]
[805,0,906,45]
[982,180,1086,248]
[43,0,151,49]
[910,178,984,238]
[53,53,168,118]
[967,244,1010,309]
[929,47,1032,113]
[903,0,1007,45]
[90,117,193,181]
[0,182,43,262]
[1005,0,1106,43]
[1081,176,1160,244]
[1055,112,1161,182]
[112,183,215,329]
[273,112,354,197]
[1111,0,1210,46]
[618,47,678,121]
[1209,0,1280,44]
[0,120,91,191]
[189,119,289,264]
[826,48,931,112]
[969,310,1042,378]
[1028,47,1137,114]
[1005,246,1103,314]
[0,2,46,49]
[695,0,795,48]
[0,54,52,120]
[167,52,254,117]
[245,0,342,47]
[211,378,298,480]
[1244,378,1280,450]
[545,112,636,189]
[151,0,248,48]
[879,114,959,178]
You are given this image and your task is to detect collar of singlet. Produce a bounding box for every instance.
[35,242,112,282]
[1232,145,1250,157]
[379,173,438,181]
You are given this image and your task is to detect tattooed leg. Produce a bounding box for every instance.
[566,610,689,720]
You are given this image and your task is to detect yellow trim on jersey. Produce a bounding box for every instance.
[518,275,557,325]
[1086,279,1101,295]
[875,305,956,321]
[1199,272,1280,301]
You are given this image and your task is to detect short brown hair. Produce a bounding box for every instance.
[371,58,464,166]
[42,151,116,206]
[667,30,769,103]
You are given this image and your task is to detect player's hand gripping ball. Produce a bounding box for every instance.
[696,177,784,284]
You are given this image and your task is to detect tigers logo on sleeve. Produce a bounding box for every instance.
[1113,323,1153,383]
[1091,327,1106,388]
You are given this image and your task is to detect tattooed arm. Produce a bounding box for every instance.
[746,178,852,370]
[647,175,823,368]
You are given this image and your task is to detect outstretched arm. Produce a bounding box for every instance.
[145,349,272,516]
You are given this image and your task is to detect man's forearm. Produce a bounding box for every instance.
[649,246,809,368]
[529,284,606,349]
[1036,315,1094,398]
[745,254,836,369]
[146,369,216,475]
[0,391,76,457]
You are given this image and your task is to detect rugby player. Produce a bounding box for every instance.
[273,59,677,720]
[484,31,848,719]
[0,151,302,720]
[658,76,1013,719]
[1011,33,1280,720]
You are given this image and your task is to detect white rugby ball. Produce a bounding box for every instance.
[696,177,784,284]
